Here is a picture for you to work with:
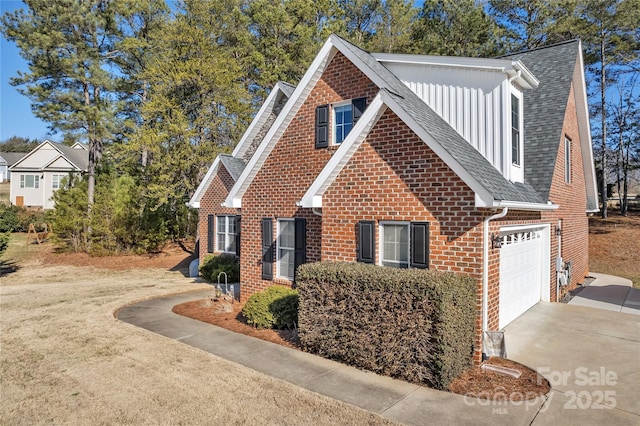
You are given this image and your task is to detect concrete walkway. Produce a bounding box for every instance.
[117,281,640,425]
[568,272,640,315]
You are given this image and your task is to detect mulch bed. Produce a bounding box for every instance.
[173,298,550,400]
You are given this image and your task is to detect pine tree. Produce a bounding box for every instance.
[2,0,125,209]
[411,0,503,57]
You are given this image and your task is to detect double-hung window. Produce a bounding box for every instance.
[381,222,410,268]
[216,215,237,254]
[333,103,353,144]
[277,219,296,280]
[52,174,64,189]
[20,174,39,189]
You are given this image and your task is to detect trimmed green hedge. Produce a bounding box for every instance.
[242,285,299,329]
[296,262,476,390]
[199,253,239,283]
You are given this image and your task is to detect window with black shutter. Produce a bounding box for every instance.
[207,215,214,253]
[261,218,273,280]
[357,220,375,263]
[410,222,429,269]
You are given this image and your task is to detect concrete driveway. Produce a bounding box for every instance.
[505,301,640,425]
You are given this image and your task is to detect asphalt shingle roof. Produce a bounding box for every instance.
[55,143,89,170]
[336,35,546,204]
[219,154,246,182]
[0,152,27,165]
[503,40,580,201]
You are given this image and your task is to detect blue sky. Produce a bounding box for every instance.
[1,1,53,141]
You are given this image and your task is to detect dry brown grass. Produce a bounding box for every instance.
[589,210,640,288]
[0,236,394,425]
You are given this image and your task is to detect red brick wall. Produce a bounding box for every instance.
[240,52,378,298]
[322,109,487,363]
[197,164,238,264]
[541,82,589,298]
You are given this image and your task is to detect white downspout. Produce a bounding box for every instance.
[482,207,508,344]
[311,207,322,217]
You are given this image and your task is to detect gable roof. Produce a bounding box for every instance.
[219,154,246,181]
[10,140,88,171]
[502,40,598,211]
[187,82,295,209]
[228,34,554,210]
[0,152,27,166]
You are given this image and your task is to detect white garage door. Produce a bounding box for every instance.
[499,226,548,329]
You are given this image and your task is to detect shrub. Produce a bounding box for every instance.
[0,204,47,233]
[0,232,9,256]
[242,286,299,329]
[296,262,476,390]
[199,253,240,283]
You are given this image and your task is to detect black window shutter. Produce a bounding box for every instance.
[357,220,375,263]
[235,215,241,258]
[352,97,367,124]
[207,215,214,253]
[261,218,273,280]
[293,218,307,281]
[315,104,329,148]
[410,222,429,269]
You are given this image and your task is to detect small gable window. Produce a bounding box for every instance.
[565,136,571,184]
[511,93,521,167]
[315,97,366,148]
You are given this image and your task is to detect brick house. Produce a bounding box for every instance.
[189,35,598,362]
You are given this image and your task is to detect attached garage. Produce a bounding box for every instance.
[499,225,550,328]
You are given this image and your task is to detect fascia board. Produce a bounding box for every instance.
[299,94,387,208]
[224,39,337,209]
[574,44,599,212]
[187,157,220,208]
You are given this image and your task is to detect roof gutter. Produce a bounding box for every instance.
[482,207,508,359]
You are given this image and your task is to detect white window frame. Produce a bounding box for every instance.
[510,92,524,183]
[332,100,353,145]
[215,215,237,254]
[564,136,571,184]
[276,219,295,280]
[52,174,65,189]
[20,174,40,189]
[379,221,410,269]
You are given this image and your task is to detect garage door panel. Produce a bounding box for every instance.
[499,228,545,329]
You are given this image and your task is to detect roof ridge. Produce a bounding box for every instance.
[497,39,580,58]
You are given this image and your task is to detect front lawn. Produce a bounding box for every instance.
[589,210,640,288]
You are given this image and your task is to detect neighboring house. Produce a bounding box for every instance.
[9,140,89,209]
[190,35,597,363]
[0,152,26,182]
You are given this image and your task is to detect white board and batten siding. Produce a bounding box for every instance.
[381,62,523,181]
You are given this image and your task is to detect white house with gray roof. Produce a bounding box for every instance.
[9,140,88,209]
